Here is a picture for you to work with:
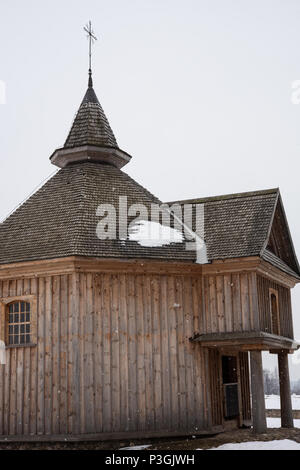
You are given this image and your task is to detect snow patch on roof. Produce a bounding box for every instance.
[128,220,183,247]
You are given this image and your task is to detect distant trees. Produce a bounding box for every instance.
[263,368,279,394]
[291,379,300,394]
[264,367,300,395]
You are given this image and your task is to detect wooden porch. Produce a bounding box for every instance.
[192,332,299,434]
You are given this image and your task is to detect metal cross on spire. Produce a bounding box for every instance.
[84,21,97,86]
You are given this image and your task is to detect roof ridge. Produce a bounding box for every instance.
[167,188,279,206]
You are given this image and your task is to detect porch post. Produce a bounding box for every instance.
[250,350,267,433]
[278,351,293,428]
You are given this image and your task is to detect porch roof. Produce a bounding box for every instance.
[190,331,300,352]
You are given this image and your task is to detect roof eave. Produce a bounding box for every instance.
[50,145,132,169]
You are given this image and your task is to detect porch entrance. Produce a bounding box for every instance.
[222,355,239,420]
[208,349,251,428]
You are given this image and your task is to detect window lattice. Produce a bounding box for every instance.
[7,301,31,345]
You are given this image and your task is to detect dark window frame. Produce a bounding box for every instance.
[0,295,37,348]
[269,288,280,336]
[7,301,31,346]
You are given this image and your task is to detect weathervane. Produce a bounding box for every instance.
[84,21,97,86]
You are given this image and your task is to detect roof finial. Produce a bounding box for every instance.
[84,21,97,88]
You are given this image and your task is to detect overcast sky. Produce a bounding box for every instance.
[0,0,300,379]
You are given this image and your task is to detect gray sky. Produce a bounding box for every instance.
[0,0,300,379]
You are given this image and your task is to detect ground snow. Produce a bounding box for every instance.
[267,417,300,428]
[119,444,151,450]
[206,439,300,450]
[265,394,300,410]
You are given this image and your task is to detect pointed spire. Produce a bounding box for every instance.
[49,24,132,169]
[63,77,118,149]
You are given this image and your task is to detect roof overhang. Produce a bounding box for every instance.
[201,256,299,288]
[190,331,300,352]
[50,145,132,169]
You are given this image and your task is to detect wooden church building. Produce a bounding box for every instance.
[0,60,299,440]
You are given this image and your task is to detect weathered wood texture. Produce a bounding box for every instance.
[0,273,213,437]
[208,349,223,426]
[250,350,267,433]
[257,275,293,339]
[278,352,294,428]
[201,272,259,334]
[239,352,251,421]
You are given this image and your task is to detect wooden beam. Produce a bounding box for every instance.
[278,351,294,428]
[250,351,267,433]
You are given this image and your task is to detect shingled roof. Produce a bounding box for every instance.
[64,73,118,149]
[49,73,131,169]
[0,162,195,265]
[168,188,300,279]
[1,71,299,279]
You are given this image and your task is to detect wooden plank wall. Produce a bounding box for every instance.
[208,349,223,426]
[202,272,259,334]
[257,275,293,339]
[0,272,213,437]
[239,352,251,422]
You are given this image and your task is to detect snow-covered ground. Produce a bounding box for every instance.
[119,444,151,450]
[265,394,300,409]
[207,440,300,450]
[267,417,300,428]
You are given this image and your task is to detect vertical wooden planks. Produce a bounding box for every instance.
[151,275,163,430]
[16,279,24,436]
[102,274,112,432]
[191,277,204,430]
[84,273,95,432]
[160,275,171,429]
[249,272,259,330]
[23,278,31,435]
[0,281,3,434]
[29,277,38,435]
[136,275,146,430]
[68,273,80,434]
[3,280,10,435]
[118,274,129,431]
[176,276,187,430]
[127,274,137,432]
[232,274,242,332]
[223,274,233,332]
[52,276,60,435]
[143,275,154,430]
[93,274,103,432]
[111,274,120,432]
[216,276,225,332]
[78,272,85,432]
[203,276,211,333]
[59,274,68,434]
[167,276,179,430]
[44,277,52,435]
[239,352,251,421]
[209,276,218,332]
[240,274,250,331]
